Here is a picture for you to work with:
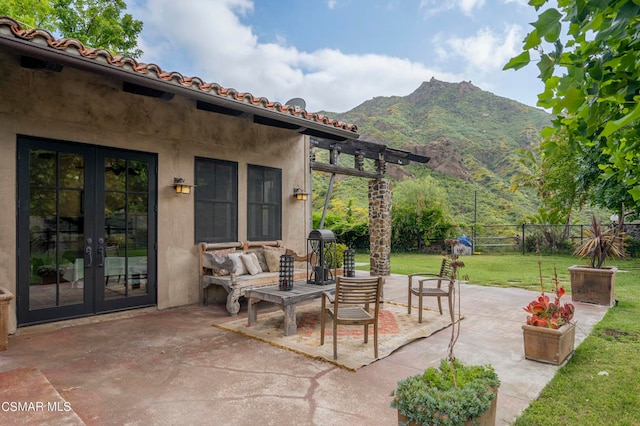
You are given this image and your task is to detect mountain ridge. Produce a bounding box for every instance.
[313,78,552,225]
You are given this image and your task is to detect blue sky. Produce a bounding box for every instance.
[129,0,545,113]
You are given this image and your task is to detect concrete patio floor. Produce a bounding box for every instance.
[0,274,609,425]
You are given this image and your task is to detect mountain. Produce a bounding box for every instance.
[314,78,553,225]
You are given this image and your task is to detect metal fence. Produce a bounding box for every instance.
[418,223,640,256]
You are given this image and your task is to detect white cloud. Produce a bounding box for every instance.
[133,0,463,112]
[502,0,529,6]
[327,0,338,9]
[459,0,486,15]
[128,0,542,111]
[445,24,524,72]
[419,0,485,17]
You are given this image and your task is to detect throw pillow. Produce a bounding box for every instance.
[262,245,286,255]
[241,253,262,276]
[262,249,281,272]
[246,249,269,272]
[227,252,247,276]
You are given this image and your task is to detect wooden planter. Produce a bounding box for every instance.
[568,265,617,306]
[522,322,575,365]
[397,388,498,426]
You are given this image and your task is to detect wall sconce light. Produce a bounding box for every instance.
[293,188,309,201]
[173,177,196,194]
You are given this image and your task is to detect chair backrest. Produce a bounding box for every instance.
[440,257,455,279]
[334,276,382,306]
[438,257,460,288]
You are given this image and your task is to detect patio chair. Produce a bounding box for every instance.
[408,257,459,323]
[320,276,383,360]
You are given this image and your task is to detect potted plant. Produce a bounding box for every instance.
[568,212,626,305]
[391,243,500,426]
[391,359,499,426]
[522,261,576,365]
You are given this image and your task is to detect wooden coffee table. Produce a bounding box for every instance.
[246,282,335,336]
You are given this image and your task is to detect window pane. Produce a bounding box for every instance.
[195,158,237,243]
[247,165,281,241]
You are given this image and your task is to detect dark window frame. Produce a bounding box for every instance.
[194,157,238,243]
[247,164,282,241]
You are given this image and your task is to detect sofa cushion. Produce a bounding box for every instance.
[262,249,281,272]
[241,253,262,276]
[228,252,248,276]
[245,249,269,272]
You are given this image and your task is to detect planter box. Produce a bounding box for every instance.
[0,287,15,352]
[397,388,498,426]
[568,265,617,306]
[523,322,575,365]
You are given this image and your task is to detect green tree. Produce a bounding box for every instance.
[0,0,143,58]
[504,0,640,217]
[0,0,56,29]
[391,177,453,252]
[539,132,585,218]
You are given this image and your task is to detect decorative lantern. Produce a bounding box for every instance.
[307,229,337,285]
[279,254,294,291]
[343,249,355,277]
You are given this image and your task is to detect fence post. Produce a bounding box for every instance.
[472,224,476,254]
[521,224,525,255]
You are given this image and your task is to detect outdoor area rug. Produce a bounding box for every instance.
[212,301,454,371]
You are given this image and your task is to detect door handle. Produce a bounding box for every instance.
[97,246,105,267]
[85,246,93,268]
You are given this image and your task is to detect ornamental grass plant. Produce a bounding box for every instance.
[573,213,626,269]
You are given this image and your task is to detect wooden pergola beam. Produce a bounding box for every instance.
[309,137,430,166]
[310,161,381,179]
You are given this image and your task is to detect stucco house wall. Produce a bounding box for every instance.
[0,47,312,332]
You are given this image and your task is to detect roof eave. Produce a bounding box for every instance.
[0,32,359,142]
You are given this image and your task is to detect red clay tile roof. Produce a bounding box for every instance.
[0,16,358,135]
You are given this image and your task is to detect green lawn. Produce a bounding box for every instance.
[356,252,640,425]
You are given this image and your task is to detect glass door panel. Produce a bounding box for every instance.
[103,157,150,301]
[27,150,86,311]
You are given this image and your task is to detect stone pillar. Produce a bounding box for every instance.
[369,178,392,276]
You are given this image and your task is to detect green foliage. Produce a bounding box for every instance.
[524,207,572,251]
[332,220,369,250]
[391,177,454,251]
[369,253,640,425]
[1,0,143,58]
[505,0,640,215]
[316,79,554,227]
[573,214,626,269]
[334,243,347,268]
[538,133,586,217]
[624,236,640,258]
[391,359,499,426]
[515,256,640,425]
[312,209,369,250]
[0,0,56,30]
